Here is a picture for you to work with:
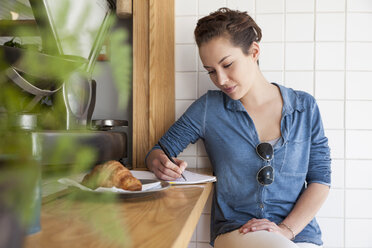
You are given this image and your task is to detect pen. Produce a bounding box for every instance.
[158,141,187,181]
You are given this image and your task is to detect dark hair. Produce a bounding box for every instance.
[194,8,262,55]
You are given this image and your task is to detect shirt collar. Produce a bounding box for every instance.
[274,82,305,115]
[224,82,305,115]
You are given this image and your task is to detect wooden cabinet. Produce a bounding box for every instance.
[132,0,175,168]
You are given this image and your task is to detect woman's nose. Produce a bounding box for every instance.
[216,71,228,86]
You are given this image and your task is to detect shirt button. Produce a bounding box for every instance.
[260,203,264,209]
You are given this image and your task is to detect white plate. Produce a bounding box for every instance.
[58,178,171,197]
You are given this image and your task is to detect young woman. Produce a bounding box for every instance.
[146,8,331,248]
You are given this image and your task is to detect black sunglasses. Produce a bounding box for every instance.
[256,142,274,186]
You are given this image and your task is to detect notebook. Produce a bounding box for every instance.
[131,170,216,185]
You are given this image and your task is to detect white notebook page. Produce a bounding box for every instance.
[131,170,216,185]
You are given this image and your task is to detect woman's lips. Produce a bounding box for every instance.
[224,86,236,94]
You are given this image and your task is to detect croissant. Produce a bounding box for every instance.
[82,160,142,191]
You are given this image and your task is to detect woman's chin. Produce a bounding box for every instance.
[226,89,239,98]
[225,93,240,100]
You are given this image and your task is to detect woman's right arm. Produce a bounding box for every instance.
[145,94,208,180]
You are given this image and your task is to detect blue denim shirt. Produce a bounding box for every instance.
[152,83,331,246]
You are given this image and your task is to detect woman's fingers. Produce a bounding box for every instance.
[239,219,278,233]
[240,218,270,228]
[153,166,179,181]
[238,219,293,239]
[173,158,188,172]
[153,154,187,180]
[160,155,184,174]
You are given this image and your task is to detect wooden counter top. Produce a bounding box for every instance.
[24,179,213,248]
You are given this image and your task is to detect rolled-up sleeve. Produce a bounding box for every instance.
[146,94,207,159]
[306,101,332,186]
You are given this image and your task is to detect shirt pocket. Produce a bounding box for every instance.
[279,137,310,175]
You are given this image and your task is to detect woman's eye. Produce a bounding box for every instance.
[206,62,232,75]
[224,62,233,68]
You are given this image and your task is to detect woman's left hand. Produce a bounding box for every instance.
[238,218,292,239]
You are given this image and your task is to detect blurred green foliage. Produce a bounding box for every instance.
[0,0,132,247]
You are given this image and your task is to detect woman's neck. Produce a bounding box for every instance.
[240,70,278,109]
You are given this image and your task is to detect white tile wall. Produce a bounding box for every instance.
[345,160,372,188]
[175,0,198,15]
[260,43,285,70]
[347,0,372,12]
[346,43,372,70]
[286,0,314,12]
[175,45,197,72]
[347,13,372,41]
[263,71,284,85]
[346,72,372,100]
[286,14,314,41]
[317,189,344,217]
[197,140,208,156]
[316,0,345,12]
[179,143,197,156]
[327,130,345,159]
[315,43,345,70]
[345,101,372,129]
[318,218,345,247]
[175,0,372,247]
[175,100,193,119]
[256,14,284,42]
[345,189,372,218]
[256,0,284,13]
[285,42,314,70]
[346,131,372,159]
[198,73,218,97]
[285,71,314,94]
[197,157,212,169]
[176,16,198,44]
[178,156,197,168]
[176,72,198,100]
[196,214,211,242]
[317,100,344,129]
[315,71,344,99]
[198,0,227,15]
[227,0,255,14]
[331,159,345,189]
[345,219,372,247]
[316,13,345,41]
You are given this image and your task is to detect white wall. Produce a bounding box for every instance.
[175,0,372,247]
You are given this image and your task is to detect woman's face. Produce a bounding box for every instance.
[198,36,259,100]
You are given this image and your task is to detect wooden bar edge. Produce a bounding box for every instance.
[172,183,213,248]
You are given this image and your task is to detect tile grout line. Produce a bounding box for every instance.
[177,41,372,45]
[254,0,257,20]
[283,0,286,85]
[195,2,202,246]
[343,0,348,246]
[195,0,200,175]
[251,10,372,14]
[313,0,317,98]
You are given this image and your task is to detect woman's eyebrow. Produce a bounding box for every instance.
[203,55,231,69]
[218,55,231,64]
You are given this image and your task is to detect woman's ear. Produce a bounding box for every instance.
[249,42,260,63]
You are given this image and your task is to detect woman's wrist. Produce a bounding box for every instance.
[278,222,296,240]
[145,149,158,171]
[147,149,165,171]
